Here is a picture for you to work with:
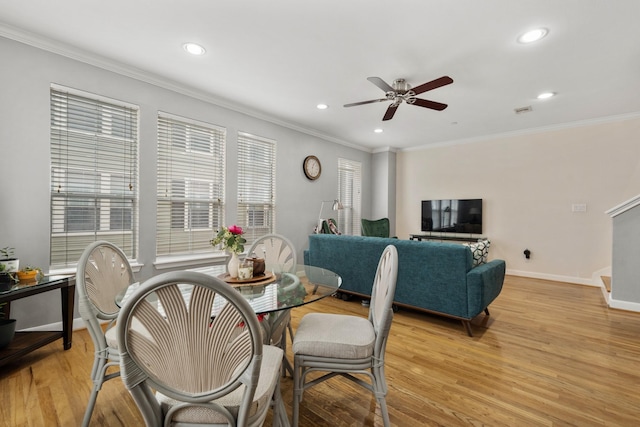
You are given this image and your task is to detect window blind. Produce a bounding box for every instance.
[338,158,362,235]
[156,112,226,256]
[237,132,276,246]
[50,86,139,268]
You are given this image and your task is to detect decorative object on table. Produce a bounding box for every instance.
[210,225,246,279]
[16,265,43,283]
[316,199,343,233]
[0,247,19,272]
[248,257,265,276]
[238,259,253,280]
[0,247,19,287]
[302,155,321,180]
[227,253,240,279]
[218,271,276,286]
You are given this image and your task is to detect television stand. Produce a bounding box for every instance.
[410,234,484,243]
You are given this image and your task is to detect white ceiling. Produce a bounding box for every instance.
[2,0,640,152]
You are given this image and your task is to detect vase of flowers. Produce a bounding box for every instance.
[210,225,246,278]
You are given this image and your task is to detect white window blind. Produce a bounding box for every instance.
[157,112,226,256]
[237,132,276,246]
[338,158,362,235]
[50,86,139,268]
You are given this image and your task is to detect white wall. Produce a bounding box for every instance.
[396,116,640,284]
[371,150,396,236]
[0,37,371,328]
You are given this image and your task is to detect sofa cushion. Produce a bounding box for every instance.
[466,239,490,267]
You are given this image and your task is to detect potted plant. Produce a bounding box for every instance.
[16,265,42,283]
[0,247,19,274]
[0,247,19,289]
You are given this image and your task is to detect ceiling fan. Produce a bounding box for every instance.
[344,75,453,121]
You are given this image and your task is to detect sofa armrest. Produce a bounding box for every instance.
[465,259,506,318]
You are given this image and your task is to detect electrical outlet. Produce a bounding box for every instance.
[572,203,587,213]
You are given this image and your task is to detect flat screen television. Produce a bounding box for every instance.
[421,199,483,234]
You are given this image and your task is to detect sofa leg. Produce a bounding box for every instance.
[484,308,490,316]
[462,320,473,337]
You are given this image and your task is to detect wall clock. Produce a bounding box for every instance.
[303,155,321,180]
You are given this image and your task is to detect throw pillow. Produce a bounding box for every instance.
[466,239,490,267]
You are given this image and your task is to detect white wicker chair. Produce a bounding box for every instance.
[117,270,289,427]
[247,234,297,374]
[292,245,399,427]
[76,241,135,427]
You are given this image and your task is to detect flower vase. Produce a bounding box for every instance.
[228,252,240,279]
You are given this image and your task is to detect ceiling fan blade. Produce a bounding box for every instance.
[411,76,453,95]
[410,98,448,111]
[344,98,388,107]
[382,104,399,121]
[367,76,394,93]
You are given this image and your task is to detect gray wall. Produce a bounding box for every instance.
[611,205,640,304]
[0,37,372,329]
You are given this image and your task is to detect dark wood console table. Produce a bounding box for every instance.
[409,234,485,243]
[0,275,75,367]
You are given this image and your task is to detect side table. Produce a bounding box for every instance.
[0,275,76,368]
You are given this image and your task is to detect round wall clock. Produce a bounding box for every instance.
[303,155,322,180]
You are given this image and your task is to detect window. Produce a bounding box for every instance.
[338,158,362,235]
[237,132,276,246]
[50,86,139,268]
[157,113,226,256]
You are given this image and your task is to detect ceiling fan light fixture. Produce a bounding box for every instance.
[183,42,206,55]
[316,103,328,110]
[518,28,548,44]
[374,128,383,133]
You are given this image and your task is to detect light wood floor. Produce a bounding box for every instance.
[1,275,640,426]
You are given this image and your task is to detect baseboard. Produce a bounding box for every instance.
[18,317,86,333]
[506,269,597,286]
[609,298,640,313]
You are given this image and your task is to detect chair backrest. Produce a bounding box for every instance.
[361,218,390,238]
[368,245,399,357]
[77,241,135,322]
[247,233,297,273]
[117,271,263,427]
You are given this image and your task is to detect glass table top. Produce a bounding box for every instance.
[116,264,341,315]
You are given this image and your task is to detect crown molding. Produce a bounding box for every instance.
[0,23,372,153]
[606,194,640,218]
[402,111,640,152]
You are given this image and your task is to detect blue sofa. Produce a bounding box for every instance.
[304,234,506,336]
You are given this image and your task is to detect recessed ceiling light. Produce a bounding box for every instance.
[183,42,206,55]
[537,92,555,99]
[518,28,548,44]
[316,104,328,110]
[374,128,383,133]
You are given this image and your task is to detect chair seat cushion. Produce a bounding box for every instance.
[156,344,283,424]
[293,313,375,359]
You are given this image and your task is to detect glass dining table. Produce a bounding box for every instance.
[116,263,342,344]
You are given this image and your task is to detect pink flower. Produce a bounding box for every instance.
[228,225,243,235]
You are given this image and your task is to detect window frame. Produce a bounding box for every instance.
[156,112,226,258]
[50,85,139,269]
[236,131,277,247]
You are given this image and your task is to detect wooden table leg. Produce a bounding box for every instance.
[60,284,75,350]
